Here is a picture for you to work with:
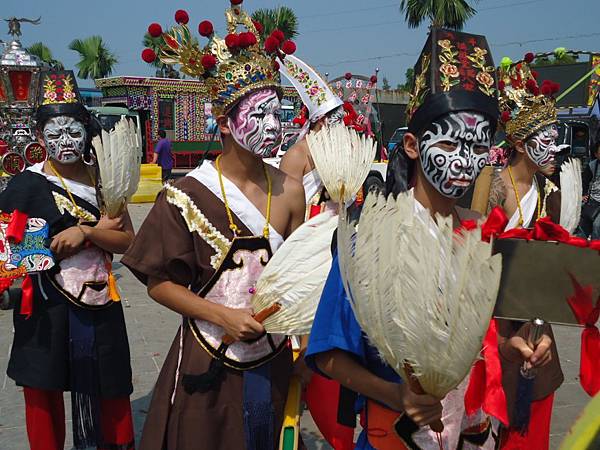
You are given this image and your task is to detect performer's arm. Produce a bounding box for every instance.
[314,349,443,427]
[147,277,265,341]
[286,181,306,237]
[279,144,308,182]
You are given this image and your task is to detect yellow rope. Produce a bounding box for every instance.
[507,166,541,228]
[47,160,92,221]
[215,154,272,239]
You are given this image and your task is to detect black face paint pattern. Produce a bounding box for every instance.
[43,116,87,164]
[418,112,491,199]
[525,124,559,168]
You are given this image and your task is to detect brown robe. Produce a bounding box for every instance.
[487,171,564,424]
[122,176,292,450]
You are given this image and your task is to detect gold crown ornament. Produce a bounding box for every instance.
[498,52,559,142]
[142,1,298,116]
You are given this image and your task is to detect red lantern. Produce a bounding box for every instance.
[24,142,47,165]
[8,70,33,102]
[2,152,25,175]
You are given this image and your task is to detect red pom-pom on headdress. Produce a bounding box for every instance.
[531,70,539,79]
[370,75,378,83]
[231,0,243,4]
[272,29,285,44]
[264,36,279,54]
[245,32,257,46]
[175,10,189,24]
[225,33,239,49]
[525,79,537,93]
[148,23,163,38]
[501,111,511,123]
[252,20,264,34]
[238,32,251,48]
[281,40,296,55]
[201,54,217,70]
[344,72,352,80]
[142,48,157,63]
[551,82,560,94]
[498,80,505,91]
[524,52,535,63]
[541,83,552,96]
[198,20,214,37]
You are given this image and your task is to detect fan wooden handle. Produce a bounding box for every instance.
[403,363,444,433]
[222,302,282,346]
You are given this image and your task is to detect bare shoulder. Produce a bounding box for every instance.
[279,139,310,179]
[267,164,305,200]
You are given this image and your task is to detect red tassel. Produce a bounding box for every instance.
[464,319,509,426]
[566,275,600,396]
[20,274,34,318]
[7,210,28,244]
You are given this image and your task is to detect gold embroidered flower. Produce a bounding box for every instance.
[438,39,452,50]
[440,64,459,77]
[472,47,488,59]
[476,72,494,87]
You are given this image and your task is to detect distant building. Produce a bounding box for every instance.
[79,88,103,107]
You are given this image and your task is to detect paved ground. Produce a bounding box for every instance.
[0,202,591,449]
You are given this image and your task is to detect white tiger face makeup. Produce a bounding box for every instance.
[228,88,282,158]
[418,112,492,198]
[525,124,559,169]
[42,116,86,164]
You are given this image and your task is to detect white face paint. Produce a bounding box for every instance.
[525,124,559,169]
[418,111,492,199]
[324,105,344,126]
[228,89,282,158]
[42,116,86,164]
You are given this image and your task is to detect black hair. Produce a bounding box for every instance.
[158,129,167,139]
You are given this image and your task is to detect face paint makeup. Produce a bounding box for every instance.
[525,124,559,169]
[228,88,282,158]
[324,105,344,126]
[418,111,492,198]
[42,116,86,164]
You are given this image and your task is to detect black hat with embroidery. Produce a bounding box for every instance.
[406,28,499,136]
[35,70,91,128]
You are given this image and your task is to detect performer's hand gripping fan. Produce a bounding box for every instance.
[92,117,142,218]
[337,191,503,434]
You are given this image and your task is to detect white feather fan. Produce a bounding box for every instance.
[251,209,338,335]
[92,117,142,218]
[306,124,377,204]
[337,191,502,398]
[559,157,582,234]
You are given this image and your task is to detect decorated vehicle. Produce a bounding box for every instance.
[0,19,46,191]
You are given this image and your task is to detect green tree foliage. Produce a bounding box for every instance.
[382,77,391,90]
[251,6,298,40]
[399,0,477,30]
[27,42,64,69]
[69,36,118,80]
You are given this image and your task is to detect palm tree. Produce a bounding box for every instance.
[27,42,64,69]
[69,36,118,80]
[399,0,477,30]
[251,6,298,40]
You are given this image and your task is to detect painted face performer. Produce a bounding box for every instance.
[0,70,136,450]
[485,54,570,450]
[305,28,557,450]
[122,3,305,449]
[278,55,346,212]
[487,53,569,230]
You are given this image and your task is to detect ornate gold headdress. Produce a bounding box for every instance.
[498,52,559,142]
[142,1,298,116]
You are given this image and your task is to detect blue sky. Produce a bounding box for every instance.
[2,0,599,88]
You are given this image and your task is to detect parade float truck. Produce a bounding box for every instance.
[533,50,600,168]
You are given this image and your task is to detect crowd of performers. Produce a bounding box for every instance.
[0,1,598,449]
